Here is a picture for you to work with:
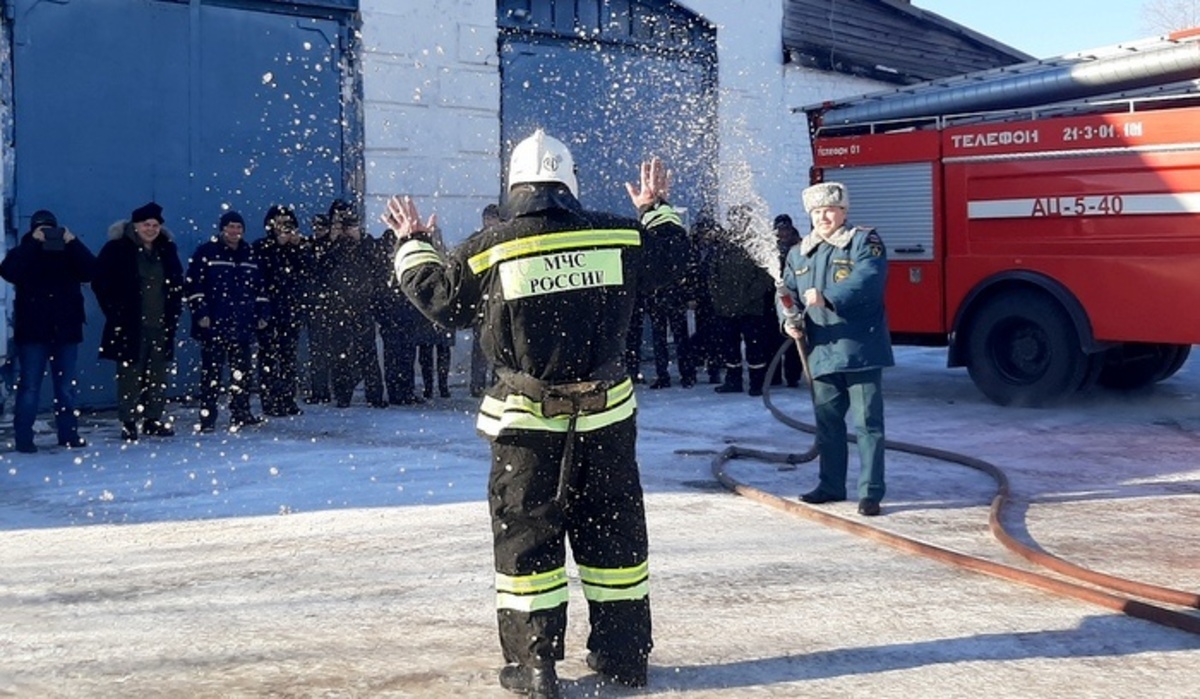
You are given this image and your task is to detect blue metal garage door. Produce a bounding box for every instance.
[9,0,358,408]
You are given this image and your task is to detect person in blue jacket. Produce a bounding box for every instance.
[778,182,894,516]
[185,211,270,432]
[0,209,96,452]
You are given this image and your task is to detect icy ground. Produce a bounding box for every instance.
[1,346,1198,697]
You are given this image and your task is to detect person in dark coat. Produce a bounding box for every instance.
[413,226,454,399]
[707,204,777,396]
[771,213,804,389]
[185,210,270,431]
[376,227,424,406]
[687,211,726,384]
[253,205,313,417]
[322,200,385,408]
[92,202,185,442]
[305,213,335,404]
[644,230,700,389]
[0,209,96,452]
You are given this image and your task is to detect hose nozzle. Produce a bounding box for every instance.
[777,280,801,321]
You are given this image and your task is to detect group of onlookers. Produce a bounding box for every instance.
[1,199,458,453]
[625,204,805,396]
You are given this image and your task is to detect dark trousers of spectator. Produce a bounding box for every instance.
[418,343,451,398]
[649,303,696,385]
[624,295,650,382]
[306,313,337,402]
[469,326,492,397]
[771,335,804,388]
[116,327,171,425]
[714,314,775,393]
[12,341,81,449]
[691,301,723,383]
[331,311,383,407]
[258,320,303,414]
[199,337,256,425]
[379,319,419,404]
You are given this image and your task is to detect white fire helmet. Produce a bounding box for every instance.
[507,129,578,196]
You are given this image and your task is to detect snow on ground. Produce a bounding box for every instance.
[1,346,1198,697]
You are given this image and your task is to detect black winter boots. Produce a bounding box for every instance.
[714,369,743,393]
[747,366,767,397]
[499,663,560,698]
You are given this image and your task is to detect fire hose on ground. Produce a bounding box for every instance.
[697,326,1200,636]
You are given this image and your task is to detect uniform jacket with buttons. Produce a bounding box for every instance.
[779,222,894,379]
[185,237,269,343]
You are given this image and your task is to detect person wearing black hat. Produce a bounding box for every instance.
[93,202,185,442]
[185,209,270,431]
[253,205,313,416]
[0,209,96,452]
[319,199,386,408]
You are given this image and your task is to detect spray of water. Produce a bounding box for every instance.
[719,160,788,285]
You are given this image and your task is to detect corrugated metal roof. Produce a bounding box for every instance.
[783,0,1033,84]
[803,28,1200,131]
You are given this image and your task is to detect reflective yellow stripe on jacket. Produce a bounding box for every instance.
[468,228,641,275]
[476,378,637,437]
[578,560,650,603]
[394,238,442,277]
[495,566,570,613]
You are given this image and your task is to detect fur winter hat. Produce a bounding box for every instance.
[219,211,245,229]
[801,182,849,212]
[131,202,164,224]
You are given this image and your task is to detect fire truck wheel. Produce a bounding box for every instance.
[1097,342,1190,391]
[1156,344,1192,382]
[965,291,1086,407]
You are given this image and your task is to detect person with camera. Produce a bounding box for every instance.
[0,209,96,452]
[93,202,185,442]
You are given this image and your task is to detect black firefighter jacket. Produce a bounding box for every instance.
[393,184,689,437]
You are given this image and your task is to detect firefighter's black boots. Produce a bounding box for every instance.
[499,663,560,698]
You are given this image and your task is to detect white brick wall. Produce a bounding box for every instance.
[359,0,886,244]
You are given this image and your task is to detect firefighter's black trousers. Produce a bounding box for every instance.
[488,416,652,667]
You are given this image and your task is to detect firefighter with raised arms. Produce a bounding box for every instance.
[382,130,689,699]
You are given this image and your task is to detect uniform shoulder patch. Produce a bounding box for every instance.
[860,228,885,257]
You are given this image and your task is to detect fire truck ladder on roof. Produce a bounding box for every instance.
[803,27,1200,134]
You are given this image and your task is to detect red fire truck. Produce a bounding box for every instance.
[803,28,1200,406]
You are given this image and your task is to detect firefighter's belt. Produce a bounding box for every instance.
[541,381,609,418]
[495,365,624,418]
